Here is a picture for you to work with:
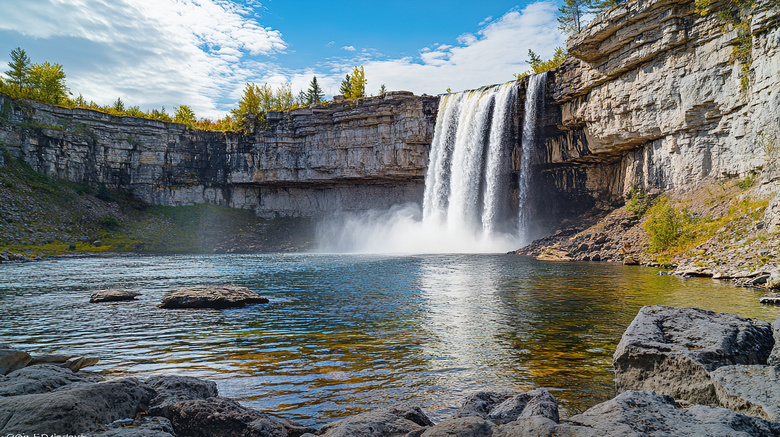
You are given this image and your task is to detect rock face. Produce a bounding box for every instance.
[613,305,774,405]
[532,0,780,225]
[159,285,269,309]
[0,92,438,219]
[90,289,141,303]
[710,365,780,422]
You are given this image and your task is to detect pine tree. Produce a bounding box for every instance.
[174,105,196,128]
[112,97,125,113]
[339,74,352,96]
[347,66,366,99]
[558,0,588,34]
[307,76,324,104]
[378,84,387,96]
[4,47,31,93]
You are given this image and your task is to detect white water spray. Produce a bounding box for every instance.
[317,79,545,254]
[517,72,546,245]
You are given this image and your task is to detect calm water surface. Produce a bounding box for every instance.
[1,254,778,424]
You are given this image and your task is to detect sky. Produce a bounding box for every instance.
[0,0,566,120]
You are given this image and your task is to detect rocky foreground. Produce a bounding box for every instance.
[1,304,780,436]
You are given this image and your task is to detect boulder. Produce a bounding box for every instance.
[159,285,269,309]
[419,416,497,436]
[487,388,559,424]
[87,417,175,437]
[61,356,100,371]
[145,374,218,418]
[768,315,780,366]
[613,305,773,405]
[319,406,434,437]
[0,349,32,375]
[559,390,780,437]
[90,290,141,303]
[0,377,155,434]
[759,294,780,305]
[168,397,287,437]
[453,391,512,419]
[0,363,94,396]
[710,365,780,421]
[29,353,73,365]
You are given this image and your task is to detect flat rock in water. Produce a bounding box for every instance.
[0,377,155,434]
[29,353,72,365]
[0,349,32,375]
[711,365,780,422]
[319,406,434,437]
[90,290,140,303]
[759,294,780,305]
[61,356,100,372]
[613,305,773,405]
[559,390,780,437]
[159,285,269,309]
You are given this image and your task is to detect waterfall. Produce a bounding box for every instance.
[517,72,546,245]
[422,82,517,238]
[317,78,548,254]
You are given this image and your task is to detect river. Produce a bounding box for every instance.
[1,253,777,425]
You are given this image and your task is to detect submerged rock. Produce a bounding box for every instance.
[159,285,269,309]
[319,406,434,437]
[0,349,31,375]
[90,289,141,303]
[613,305,773,405]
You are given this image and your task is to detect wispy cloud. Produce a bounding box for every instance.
[341,45,356,51]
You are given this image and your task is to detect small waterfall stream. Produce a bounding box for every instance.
[317,75,546,253]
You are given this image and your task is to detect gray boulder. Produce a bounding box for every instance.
[487,388,559,424]
[0,364,96,396]
[420,416,496,436]
[0,349,31,375]
[560,390,780,437]
[168,397,287,437]
[711,365,780,421]
[146,374,218,418]
[90,290,141,303]
[159,285,269,309]
[87,417,175,437]
[0,377,155,434]
[453,391,512,419]
[29,353,73,365]
[61,356,100,371]
[768,315,780,366]
[613,305,773,405]
[318,406,434,437]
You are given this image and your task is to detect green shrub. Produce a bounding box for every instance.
[98,214,120,230]
[734,174,755,190]
[626,185,649,218]
[95,181,114,202]
[643,196,696,253]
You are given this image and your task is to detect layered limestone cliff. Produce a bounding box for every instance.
[0,92,438,218]
[536,0,780,219]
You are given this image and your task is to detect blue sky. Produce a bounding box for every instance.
[0,0,566,119]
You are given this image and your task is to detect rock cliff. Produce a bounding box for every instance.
[535,0,780,219]
[0,92,438,218]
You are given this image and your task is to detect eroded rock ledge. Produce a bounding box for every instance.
[2,304,778,436]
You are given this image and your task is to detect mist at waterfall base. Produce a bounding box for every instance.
[317,76,547,254]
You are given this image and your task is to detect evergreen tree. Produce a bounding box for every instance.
[4,47,31,93]
[297,90,309,106]
[378,84,387,96]
[307,76,324,104]
[339,74,352,96]
[73,93,87,108]
[558,0,588,34]
[27,61,68,104]
[174,105,196,128]
[112,97,125,113]
[347,66,366,99]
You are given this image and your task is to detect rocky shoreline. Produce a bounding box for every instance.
[2,304,779,436]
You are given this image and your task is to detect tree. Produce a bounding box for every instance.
[174,105,196,128]
[558,0,588,34]
[378,84,387,96]
[347,66,366,99]
[112,97,125,113]
[339,74,352,96]
[274,82,294,111]
[231,83,265,133]
[4,47,31,93]
[73,93,87,108]
[307,76,324,104]
[27,61,69,104]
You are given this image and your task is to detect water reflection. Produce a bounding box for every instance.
[0,254,777,425]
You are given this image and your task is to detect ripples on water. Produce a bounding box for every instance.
[1,254,778,424]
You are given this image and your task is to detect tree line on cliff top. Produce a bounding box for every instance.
[0,49,377,133]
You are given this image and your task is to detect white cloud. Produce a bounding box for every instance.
[342,45,356,51]
[0,0,286,119]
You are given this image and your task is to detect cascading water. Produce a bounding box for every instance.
[517,72,546,245]
[317,77,545,254]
